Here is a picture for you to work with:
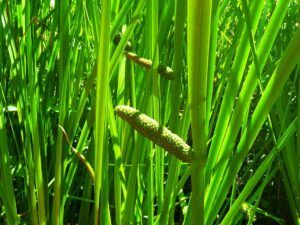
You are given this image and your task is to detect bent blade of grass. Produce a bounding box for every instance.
[62,108,95,208]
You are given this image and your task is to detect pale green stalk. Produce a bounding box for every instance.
[94,0,111,225]
[187,0,211,224]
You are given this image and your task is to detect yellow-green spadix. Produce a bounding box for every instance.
[114,105,195,163]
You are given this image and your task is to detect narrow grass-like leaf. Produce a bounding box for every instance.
[220,118,297,224]
[206,1,293,222]
[210,28,300,225]
[53,1,70,224]
[0,102,18,225]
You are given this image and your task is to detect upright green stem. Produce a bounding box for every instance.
[187,1,211,224]
[53,1,69,224]
[94,0,111,224]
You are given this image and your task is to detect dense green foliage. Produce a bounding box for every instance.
[0,0,299,224]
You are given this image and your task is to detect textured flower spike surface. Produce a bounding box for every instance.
[114,105,195,163]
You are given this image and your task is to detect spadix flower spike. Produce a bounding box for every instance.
[114,105,195,163]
